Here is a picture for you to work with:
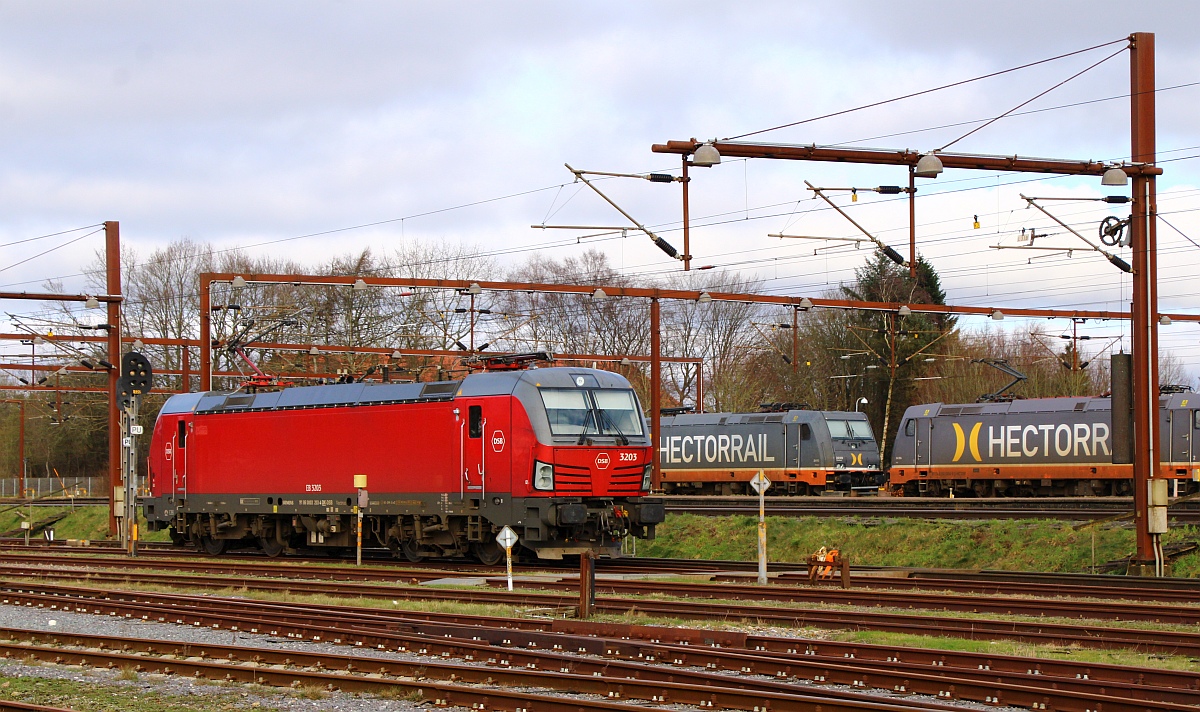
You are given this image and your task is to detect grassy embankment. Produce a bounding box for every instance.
[0,504,170,542]
[638,513,1200,576]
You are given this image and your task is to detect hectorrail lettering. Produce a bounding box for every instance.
[658,433,778,465]
[982,422,1110,459]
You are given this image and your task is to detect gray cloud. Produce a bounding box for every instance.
[0,1,1195,378]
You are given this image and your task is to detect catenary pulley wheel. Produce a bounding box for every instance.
[1099,215,1130,246]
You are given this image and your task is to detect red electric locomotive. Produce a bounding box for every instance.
[142,359,663,562]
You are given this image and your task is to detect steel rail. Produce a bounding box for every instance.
[663,501,1200,522]
[0,703,78,712]
[0,626,985,712]
[2,586,1193,711]
[524,574,1200,624]
[0,640,680,712]
[5,566,1200,656]
[0,552,1194,624]
[13,545,1200,607]
[0,627,82,711]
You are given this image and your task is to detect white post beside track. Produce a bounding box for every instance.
[497,525,519,592]
[750,470,771,585]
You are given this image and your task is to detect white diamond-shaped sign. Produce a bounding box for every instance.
[750,470,771,495]
[496,525,519,550]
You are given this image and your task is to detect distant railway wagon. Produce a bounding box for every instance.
[891,392,1200,497]
[142,365,664,562]
[658,410,884,495]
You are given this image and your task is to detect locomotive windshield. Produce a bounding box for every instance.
[826,418,874,439]
[539,388,645,437]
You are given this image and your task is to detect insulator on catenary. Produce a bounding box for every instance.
[881,245,906,266]
[653,237,680,259]
[1108,254,1132,273]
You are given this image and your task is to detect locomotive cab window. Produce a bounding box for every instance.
[904,419,915,437]
[592,389,645,436]
[468,405,483,438]
[799,423,812,440]
[540,389,598,435]
[1195,410,1200,429]
[539,388,645,437]
[827,419,874,439]
[177,420,187,448]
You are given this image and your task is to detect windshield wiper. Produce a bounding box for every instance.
[598,409,630,446]
[576,410,598,445]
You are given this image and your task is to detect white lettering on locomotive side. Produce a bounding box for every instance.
[1055,424,1071,456]
[1093,423,1110,455]
[743,434,757,460]
[1073,423,1091,456]
[983,422,1112,459]
[988,428,1003,458]
[1022,425,1038,457]
[1005,425,1020,458]
[658,433,780,465]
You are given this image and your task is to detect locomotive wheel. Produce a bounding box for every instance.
[472,540,505,566]
[199,535,226,556]
[259,536,285,558]
[394,537,423,563]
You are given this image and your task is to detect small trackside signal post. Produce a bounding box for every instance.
[496,525,518,592]
[116,352,153,557]
[750,470,771,584]
[354,474,368,566]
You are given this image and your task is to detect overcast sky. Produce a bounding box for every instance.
[1,1,1198,380]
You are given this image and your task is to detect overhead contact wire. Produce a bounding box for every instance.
[723,37,1130,141]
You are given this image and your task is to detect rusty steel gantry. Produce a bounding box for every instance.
[653,32,1164,572]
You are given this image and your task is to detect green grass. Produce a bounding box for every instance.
[0,504,169,542]
[0,672,277,711]
[829,629,1200,672]
[14,505,1200,575]
[639,514,1200,576]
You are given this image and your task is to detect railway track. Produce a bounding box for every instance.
[4,495,1199,520]
[663,495,1200,520]
[3,555,1200,655]
[0,498,107,508]
[6,544,1200,604]
[2,580,1197,712]
[2,552,1199,624]
[0,703,77,712]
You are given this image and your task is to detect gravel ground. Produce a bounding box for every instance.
[0,602,459,711]
[0,600,1021,712]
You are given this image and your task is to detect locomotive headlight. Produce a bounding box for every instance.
[641,464,653,490]
[533,461,555,491]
